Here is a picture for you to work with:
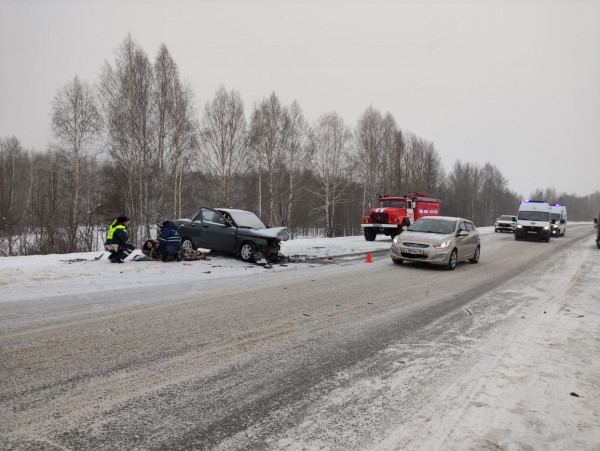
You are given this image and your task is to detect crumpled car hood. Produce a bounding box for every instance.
[239,227,290,241]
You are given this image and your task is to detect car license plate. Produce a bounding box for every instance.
[406,248,424,255]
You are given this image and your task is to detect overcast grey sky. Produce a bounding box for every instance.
[1,0,599,197]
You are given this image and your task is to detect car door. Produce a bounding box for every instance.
[180,210,204,246]
[465,222,479,257]
[456,221,473,260]
[456,221,469,260]
[196,208,236,251]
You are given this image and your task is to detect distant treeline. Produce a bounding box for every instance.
[1,35,598,256]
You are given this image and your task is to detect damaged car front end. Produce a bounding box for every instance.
[176,207,289,263]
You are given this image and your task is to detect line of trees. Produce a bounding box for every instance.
[1,35,598,256]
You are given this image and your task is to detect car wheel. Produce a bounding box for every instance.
[240,242,257,263]
[364,229,376,241]
[561,229,565,237]
[181,238,195,251]
[514,234,520,241]
[470,245,480,264]
[392,257,403,265]
[545,233,550,243]
[446,249,457,270]
[494,228,498,233]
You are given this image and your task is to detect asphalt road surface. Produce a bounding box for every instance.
[0,225,593,450]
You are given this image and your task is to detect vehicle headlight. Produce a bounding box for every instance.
[393,236,401,244]
[516,225,523,229]
[433,240,451,249]
[543,225,549,230]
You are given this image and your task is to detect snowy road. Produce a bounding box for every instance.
[1,225,599,450]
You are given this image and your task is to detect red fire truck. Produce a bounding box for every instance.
[361,192,441,241]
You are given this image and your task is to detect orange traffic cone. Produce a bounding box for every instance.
[365,251,373,263]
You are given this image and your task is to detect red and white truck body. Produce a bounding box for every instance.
[361,192,441,241]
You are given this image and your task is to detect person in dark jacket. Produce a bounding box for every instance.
[105,215,135,263]
[154,220,182,262]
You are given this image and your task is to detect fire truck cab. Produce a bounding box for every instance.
[361,192,441,241]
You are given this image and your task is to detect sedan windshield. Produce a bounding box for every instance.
[227,211,266,229]
[518,211,549,221]
[408,218,457,234]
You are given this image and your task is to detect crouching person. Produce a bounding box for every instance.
[105,215,135,263]
[155,220,181,262]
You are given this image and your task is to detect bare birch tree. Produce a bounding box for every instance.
[200,86,247,206]
[248,92,288,224]
[356,105,383,211]
[51,75,101,251]
[310,112,353,237]
[279,100,311,228]
[99,34,154,241]
[152,44,197,220]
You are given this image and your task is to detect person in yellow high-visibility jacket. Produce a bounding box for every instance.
[105,215,135,263]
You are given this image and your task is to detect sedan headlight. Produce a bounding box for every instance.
[433,240,451,249]
[393,236,401,244]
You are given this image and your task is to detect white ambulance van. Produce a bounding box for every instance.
[549,204,567,237]
[515,200,551,242]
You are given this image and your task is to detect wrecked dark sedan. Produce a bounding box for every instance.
[176,207,289,263]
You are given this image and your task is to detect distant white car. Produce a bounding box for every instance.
[494,215,517,233]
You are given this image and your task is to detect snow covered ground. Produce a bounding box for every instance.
[0,234,389,303]
[0,228,494,304]
[380,231,600,450]
[2,225,597,449]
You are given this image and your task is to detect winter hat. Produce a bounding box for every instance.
[117,215,129,223]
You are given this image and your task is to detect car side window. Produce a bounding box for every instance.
[202,208,226,225]
[201,209,215,222]
[465,222,474,231]
[459,222,468,232]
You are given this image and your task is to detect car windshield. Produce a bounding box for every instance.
[379,199,406,208]
[499,215,514,221]
[519,211,549,221]
[550,213,561,221]
[227,211,266,229]
[408,218,456,234]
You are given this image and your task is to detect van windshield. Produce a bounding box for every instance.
[551,213,561,221]
[519,211,549,221]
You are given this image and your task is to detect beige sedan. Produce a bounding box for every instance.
[390,216,480,270]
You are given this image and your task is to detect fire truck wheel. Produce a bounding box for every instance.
[364,229,376,241]
[446,249,457,270]
[392,257,403,265]
[470,245,480,264]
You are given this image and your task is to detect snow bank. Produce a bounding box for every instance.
[0,235,392,303]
